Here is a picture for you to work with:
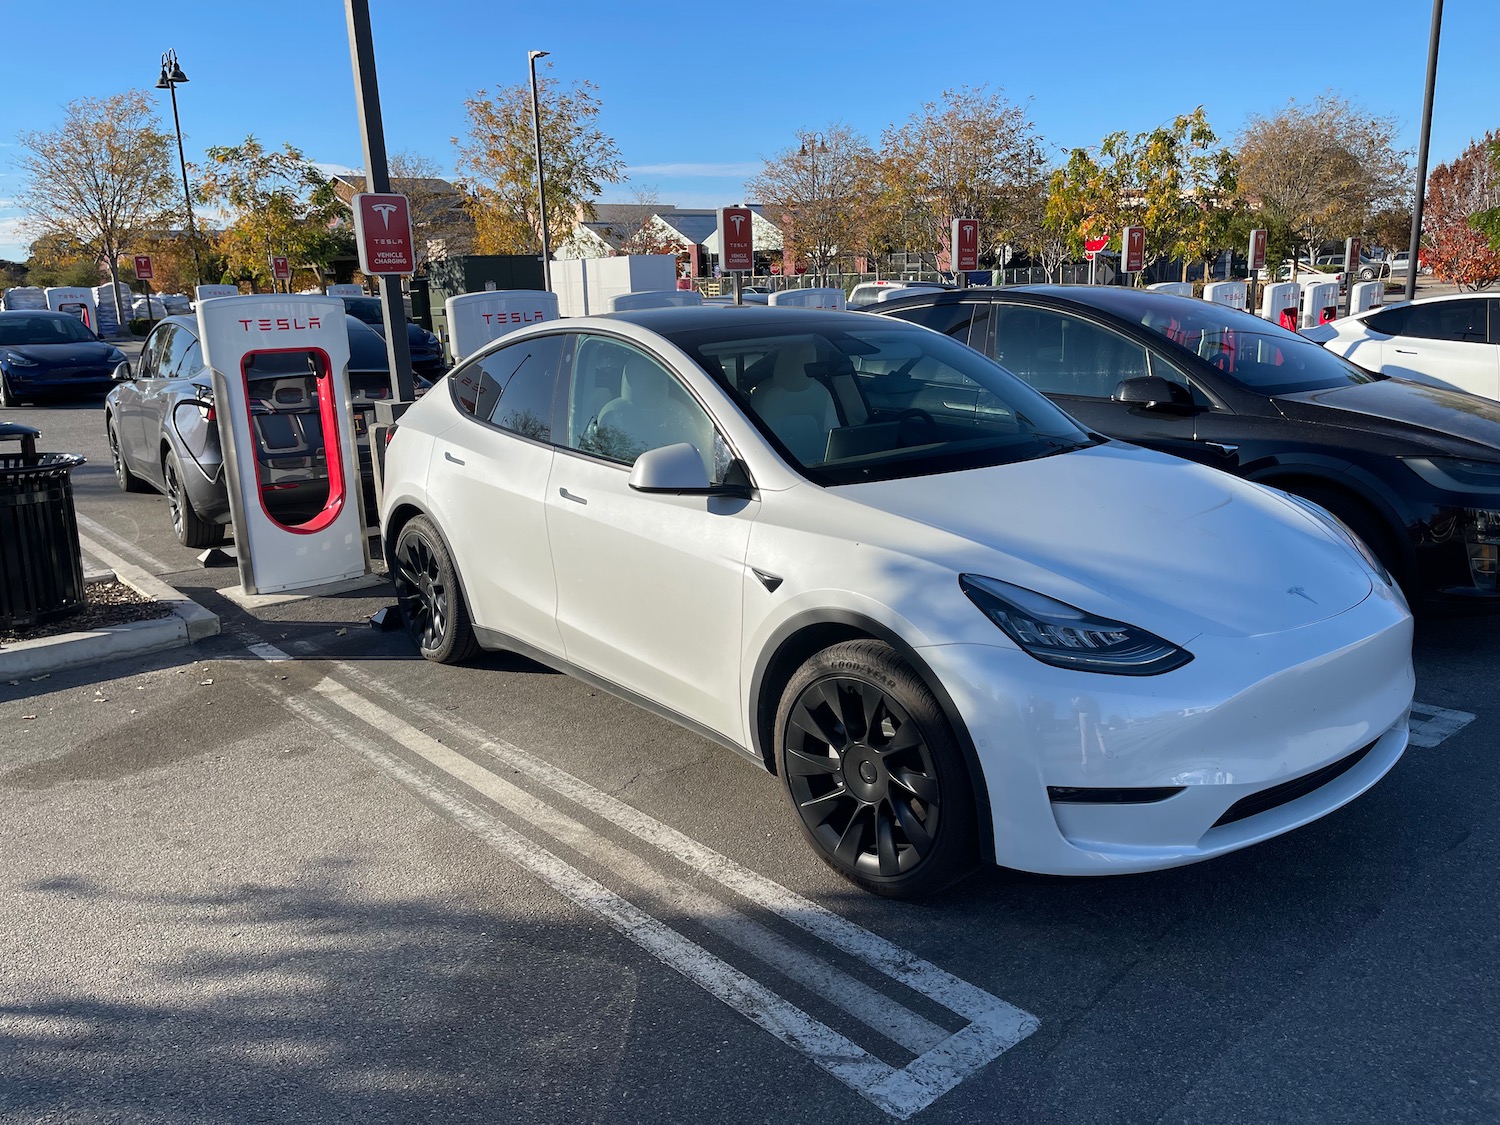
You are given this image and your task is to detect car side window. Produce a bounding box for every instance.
[993,305,1149,398]
[1362,307,1407,336]
[161,326,198,379]
[559,335,722,479]
[140,325,175,379]
[448,334,565,442]
[1380,300,1488,343]
[173,339,203,379]
[882,302,977,345]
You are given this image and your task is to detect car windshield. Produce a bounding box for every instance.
[1060,289,1378,394]
[666,319,1097,485]
[0,315,98,345]
[341,297,384,325]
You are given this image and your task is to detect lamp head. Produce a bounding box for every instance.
[529,50,550,61]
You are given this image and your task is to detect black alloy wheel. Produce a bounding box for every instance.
[163,447,224,548]
[392,515,478,664]
[108,416,147,492]
[777,640,975,898]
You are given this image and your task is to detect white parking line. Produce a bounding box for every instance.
[244,641,1037,1119]
[76,515,175,577]
[1408,701,1476,748]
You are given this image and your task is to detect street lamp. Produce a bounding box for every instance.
[528,50,552,291]
[798,132,830,283]
[155,48,201,287]
[1406,0,1443,303]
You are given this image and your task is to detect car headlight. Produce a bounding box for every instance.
[1280,493,1393,585]
[2,351,37,367]
[1401,456,1500,496]
[958,574,1192,676]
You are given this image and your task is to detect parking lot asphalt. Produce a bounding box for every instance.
[2,361,1498,1124]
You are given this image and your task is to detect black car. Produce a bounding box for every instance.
[0,311,129,406]
[339,295,448,378]
[104,314,415,547]
[872,285,1500,610]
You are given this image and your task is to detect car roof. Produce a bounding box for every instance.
[1347,289,1493,320]
[0,309,84,319]
[600,305,885,334]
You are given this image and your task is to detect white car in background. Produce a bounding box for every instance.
[379,306,1413,898]
[1303,292,1499,400]
[847,280,951,309]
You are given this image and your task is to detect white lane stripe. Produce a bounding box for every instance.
[325,657,1033,1030]
[76,514,174,576]
[276,686,907,1117]
[315,677,950,1055]
[1408,702,1476,748]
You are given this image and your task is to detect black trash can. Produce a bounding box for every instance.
[0,451,87,630]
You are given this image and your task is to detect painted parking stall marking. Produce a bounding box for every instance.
[1407,702,1476,748]
[243,639,1038,1119]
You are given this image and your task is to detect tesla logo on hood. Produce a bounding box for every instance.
[1287,586,1317,603]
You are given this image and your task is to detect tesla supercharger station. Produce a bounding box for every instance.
[196,284,239,302]
[197,294,368,595]
[768,288,848,310]
[445,290,560,363]
[327,283,365,298]
[1202,281,1247,311]
[45,286,98,330]
[607,290,704,312]
[1300,280,1339,328]
[1147,282,1194,297]
[1350,280,1384,314]
[1260,282,1301,331]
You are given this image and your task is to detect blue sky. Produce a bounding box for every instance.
[2,0,1496,261]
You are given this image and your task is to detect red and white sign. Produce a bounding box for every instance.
[717,206,755,272]
[1083,236,1109,262]
[1248,229,1268,273]
[134,254,155,281]
[352,192,416,276]
[1121,226,1146,273]
[1345,236,1362,272]
[269,255,291,281]
[951,218,979,272]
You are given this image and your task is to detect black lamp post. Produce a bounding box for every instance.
[156,48,201,286]
[528,50,551,291]
[799,132,829,284]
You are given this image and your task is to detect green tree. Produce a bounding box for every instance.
[453,69,624,256]
[15,91,178,326]
[1470,136,1500,250]
[877,87,1048,271]
[1237,93,1410,266]
[196,137,353,292]
[749,124,875,278]
[1427,131,1500,290]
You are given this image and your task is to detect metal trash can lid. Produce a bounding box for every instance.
[0,421,41,441]
[0,451,86,476]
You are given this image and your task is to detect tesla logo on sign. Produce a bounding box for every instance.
[951,218,979,272]
[237,317,323,332]
[269,255,291,280]
[1248,229,1268,273]
[353,192,416,276]
[718,206,754,272]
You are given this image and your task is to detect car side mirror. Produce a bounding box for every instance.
[628,442,751,498]
[1113,375,1195,413]
[112,360,134,382]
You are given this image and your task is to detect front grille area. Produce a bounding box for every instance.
[1212,739,1378,828]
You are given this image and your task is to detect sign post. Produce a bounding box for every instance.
[1343,236,1362,314]
[1120,226,1146,284]
[134,254,156,326]
[1247,228,1267,317]
[717,206,754,306]
[951,218,978,288]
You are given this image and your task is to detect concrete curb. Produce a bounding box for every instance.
[0,536,220,679]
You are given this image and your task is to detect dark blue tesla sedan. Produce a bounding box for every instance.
[0,311,128,406]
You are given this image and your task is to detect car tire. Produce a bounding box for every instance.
[392,514,479,664]
[164,447,225,548]
[0,375,18,408]
[107,415,149,493]
[1358,267,1376,281]
[776,639,976,899]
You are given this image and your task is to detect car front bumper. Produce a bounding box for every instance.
[918,582,1414,875]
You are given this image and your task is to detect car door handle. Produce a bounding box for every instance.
[559,487,588,505]
[443,450,465,465]
[1393,348,1418,355]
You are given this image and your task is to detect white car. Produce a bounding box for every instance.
[380,307,1413,898]
[847,281,951,309]
[1303,292,1499,400]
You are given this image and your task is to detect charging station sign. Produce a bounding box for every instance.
[270,256,291,281]
[1248,229,1268,273]
[1121,226,1146,274]
[134,255,155,281]
[717,207,754,272]
[951,218,979,272]
[197,294,368,595]
[353,192,416,276]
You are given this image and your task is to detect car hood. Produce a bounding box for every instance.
[2,341,118,367]
[1274,376,1500,455]
[836,442,1373,642]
